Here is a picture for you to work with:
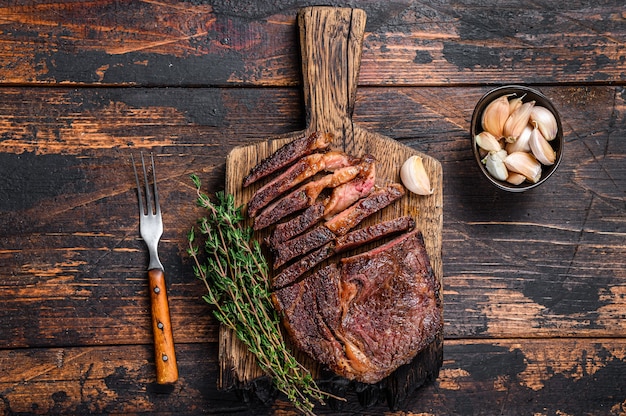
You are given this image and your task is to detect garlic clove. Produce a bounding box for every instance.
[475,131,502,153]
[494,149,508,161]
[400,155,433,195]
[529,123,556,165]
[484,152,509,181]
[481,95,510,138]
[505,124,532,153]
[506,172,527,185]
[503,100,535,141]
[504,151,542,183]
[530,106,558,141]
[508,93,527,115]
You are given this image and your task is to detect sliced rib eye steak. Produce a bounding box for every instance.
[273,228,442,384]
[334,215,415,253]
[253,163,363,230]
[243,131,333,187]
[247,151,359,217]
[268,203,325,247]
[272,226,335,269]
[324,154,376,218]
[325,183,405,236]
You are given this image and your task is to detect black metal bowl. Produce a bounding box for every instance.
[470,85,564,192]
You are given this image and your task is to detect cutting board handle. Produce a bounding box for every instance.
[298,7,366,145]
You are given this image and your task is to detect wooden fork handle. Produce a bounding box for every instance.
[148,268,179,384]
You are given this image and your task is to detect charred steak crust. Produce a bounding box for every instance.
[243,131,333,187]
[254,189,309,231]
[272,242,335,289]
[272,264,350,374]
[272,226,335,269]
[268,203,325,247]
[273,229,442,384]
[334,215,415,253]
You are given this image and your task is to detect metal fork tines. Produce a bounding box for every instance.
[132,152,164,271]
[131,152,178,385]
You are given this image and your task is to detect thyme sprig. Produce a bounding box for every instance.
[187,174,327,415]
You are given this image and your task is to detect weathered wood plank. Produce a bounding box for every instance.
[0,1,623,86]
[1,339,623,415]
[0,85,624,349]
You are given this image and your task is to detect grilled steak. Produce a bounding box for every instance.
[325,183,405,235]
[268,203,325,247]
[273,229,442,384]
[247,151,359,217]
[254,163,362,230]
[243,131,333,187]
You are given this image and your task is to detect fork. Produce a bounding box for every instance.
[132,152,179,384]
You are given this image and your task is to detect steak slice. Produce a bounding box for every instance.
[268,203,325,247]
[325,183,405,236]
[243,131,333,187]
[324,154,376,218]
[334,215,415,253]
[270,185,405,267]
[274,229,442,384]
[272,243,335,289]
[271,216,416,287]
[247,151,358,217]
[253,163,362,230]
[272,226,335,269]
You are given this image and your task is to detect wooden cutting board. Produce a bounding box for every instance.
[223,6,443,408]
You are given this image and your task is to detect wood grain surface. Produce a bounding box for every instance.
[0,0,624,415]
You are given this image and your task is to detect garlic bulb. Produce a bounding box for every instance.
[481,95,510,138]
[530,106,558,141]
[400,155,433,195]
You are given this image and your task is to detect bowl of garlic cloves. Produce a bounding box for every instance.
[470,85,563,192]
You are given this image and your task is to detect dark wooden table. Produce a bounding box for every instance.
[1,1,624,415]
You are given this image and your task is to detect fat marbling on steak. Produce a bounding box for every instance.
[273,228,442,384]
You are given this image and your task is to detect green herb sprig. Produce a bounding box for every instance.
[187,174,327,415]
